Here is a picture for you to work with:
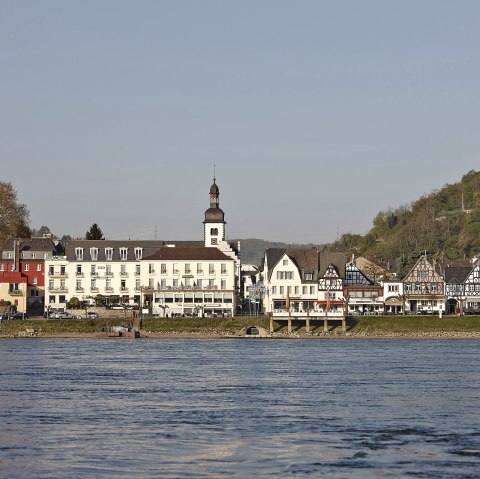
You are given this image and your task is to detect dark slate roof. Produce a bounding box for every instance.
[264,248,287,279]
[436,259,472,276]
[143,247,233,261]
[444,266,472,284]
[2,237,58,253]
[287,248,319,280]
[64,240,167,262]
[204,207,225,223]
[319,251,346,279]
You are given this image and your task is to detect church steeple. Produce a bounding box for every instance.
[209,177,220,208]
[204,176,225,246]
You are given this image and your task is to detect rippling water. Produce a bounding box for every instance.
[1,339,479,478]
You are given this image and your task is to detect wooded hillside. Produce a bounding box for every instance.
[333,170,480,277]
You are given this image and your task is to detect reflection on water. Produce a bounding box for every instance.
[1,339,479,478]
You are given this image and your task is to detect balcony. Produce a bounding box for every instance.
[75,287,85,293]
[157,284,220,292]
[105,287,114,292]
[120,272,129,277]
[75,272,84,278]
[105,271,114,277]
[9,290,23,296]
[50,272,68,279]
[90,287,99,293]
[50,287,68,293]
[120,287,129,293]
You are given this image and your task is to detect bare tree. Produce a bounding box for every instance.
[0,181,30,249]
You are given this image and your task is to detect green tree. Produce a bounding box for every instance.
[85,223,104,240]
[0,181,30,249]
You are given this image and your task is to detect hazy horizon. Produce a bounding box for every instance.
[2,1,478,243]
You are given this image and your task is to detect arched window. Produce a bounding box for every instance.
[210,228,218,236]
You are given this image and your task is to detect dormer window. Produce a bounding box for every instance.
[105,248,113,260]
[90,247,98,261]
[305,273,313,281]
[120,248,128,260]
[134,247,143,260]
[75,247,84,260]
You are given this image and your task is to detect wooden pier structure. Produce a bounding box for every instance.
[269,314,347,334]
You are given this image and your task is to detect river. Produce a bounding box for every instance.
[1,338,479,478]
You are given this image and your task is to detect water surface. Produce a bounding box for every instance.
[1,339,479,478]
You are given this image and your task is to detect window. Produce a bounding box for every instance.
[160,279,166,289]
[37,264,41,272]
[221,263,227,274]
[272,286,277,294]
[105,248,113,260]
[148,278,154,288]
[185,263,191,274]
[283,259,288,266]
[161,263,167,274]
[24,264,29,272]
[173,263,179,274]
[209,279,215,287]
[279,286,284,294]
[210,228,218,236]
[90,248,98,260]
[310,286,315,294]
[0,264,4,272]
[135,279,141,290]
[173,279,179,287]
[287,286,292,295]
[148,263,155,274]
[49,265,54,275]
[75,248,83,260]
[106,278,112,290]
[135,264,141,275]
[60,279,66,290]
[209,263,215,274]
[295,286,299,294]
[76,265,82,275]
[120,264,127,276]
[33,277,38,285]
[302,286,307,294]
[197,263,203,274]
[49,280,54,289]
[305,273,313,281]
[106,265,112,276]
[221,279,226,289]
[134,248,143,260]
[32,253,36,259]
[76,280,82,291]
[91,265,96,275]
[120,248,128,260]
[197,279,203,288]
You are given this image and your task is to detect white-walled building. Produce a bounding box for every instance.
[261,247,346,319]
[44,178,240,316]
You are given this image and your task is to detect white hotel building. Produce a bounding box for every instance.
[44,178,240,317]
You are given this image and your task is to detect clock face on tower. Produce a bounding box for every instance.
[211,238,217,245]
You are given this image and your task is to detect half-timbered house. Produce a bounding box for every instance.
[344,258,384,315]
[402,254,445,314]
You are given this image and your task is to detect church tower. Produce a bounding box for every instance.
[204,177,226,247]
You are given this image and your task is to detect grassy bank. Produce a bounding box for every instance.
[1,315,479,338]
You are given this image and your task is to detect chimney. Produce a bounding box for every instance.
[13,239,20,272]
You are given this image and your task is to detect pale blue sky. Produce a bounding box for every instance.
[1,1,478,243]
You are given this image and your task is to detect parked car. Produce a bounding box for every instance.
[76,311,99,319]
[0,313,10,320]
[52,312,76,319]
[11,312,29,320]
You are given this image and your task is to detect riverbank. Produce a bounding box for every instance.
[1,315,480,339]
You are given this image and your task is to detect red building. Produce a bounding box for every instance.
[0,237,61,313]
